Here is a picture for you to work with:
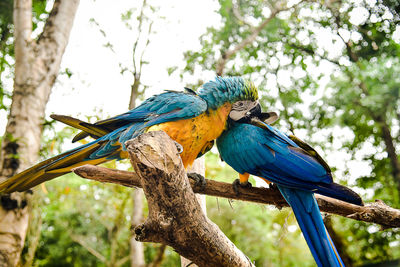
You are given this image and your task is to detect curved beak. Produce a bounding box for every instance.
[248,116,269,130]
[231,102,262,123]
[247,112,279,130]
[258,112,278,124]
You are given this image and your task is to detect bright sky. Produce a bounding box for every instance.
[46,0,220,118]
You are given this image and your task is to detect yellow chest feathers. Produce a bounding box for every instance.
[147,103,232,168]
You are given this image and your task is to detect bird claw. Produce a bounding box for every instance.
[174,141,184,154]
[269,183,279,192]
[232,179,252,196]
[187,173,207,191]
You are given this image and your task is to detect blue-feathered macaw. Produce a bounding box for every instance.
[0,77,260,193]
[216,112,363,267]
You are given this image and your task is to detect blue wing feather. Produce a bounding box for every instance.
[88,91,207,158]
[217,123,331,186]
[98,91,207,126]
[216,121,353,267]
[0,90,208,194]
[217,121,362,205]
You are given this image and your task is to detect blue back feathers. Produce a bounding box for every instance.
[217,121,363,205]
[0,76,261,194]
[87,77,260,159]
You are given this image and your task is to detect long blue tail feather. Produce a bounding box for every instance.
[279,186,344,267]
[0,139,110,193]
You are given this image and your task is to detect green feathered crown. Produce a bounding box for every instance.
[197,77,259,110]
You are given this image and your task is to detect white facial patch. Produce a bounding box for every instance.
[229,100,259,121]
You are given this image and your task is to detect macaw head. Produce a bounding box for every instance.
[197,76,261,122]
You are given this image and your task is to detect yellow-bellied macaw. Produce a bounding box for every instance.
[0,77,260,193]
[216,112,363,267]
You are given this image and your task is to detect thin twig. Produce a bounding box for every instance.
[70,234,107,263]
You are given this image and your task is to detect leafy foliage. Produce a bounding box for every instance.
[183,0,400,264]
[5,0,400,265]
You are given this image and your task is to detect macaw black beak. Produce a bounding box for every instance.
[236,103,262,123]
[258,112,278,124]
[247,116,269,130]
[246,112,279,130]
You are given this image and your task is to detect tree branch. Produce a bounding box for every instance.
[147,244,166,267]
[216,9,278,76]
[13,0,33,79]
[70,234,106,263]
[73,161,400,230]
[126,131,254,266]
[352,83,400,196]
[37,0,80,54]
[215,1,301,75]
[231,0,256,28]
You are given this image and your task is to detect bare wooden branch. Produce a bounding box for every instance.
[148,244,166,267]
[232,0,256,27]
[73,163,400,229]
[216,1,298,75]
[70,234,106,263]
[216,10,278,76]
[130,188,145,267]
[126,131,253,267]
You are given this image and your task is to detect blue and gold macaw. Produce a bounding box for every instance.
[216,112,363,267]
[0,77,260,193]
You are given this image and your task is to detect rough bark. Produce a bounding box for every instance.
[0,0,79,266]
[73,163,400,229]
[125,131,254,267]
[180,159,206,267]
[378,120,400,195]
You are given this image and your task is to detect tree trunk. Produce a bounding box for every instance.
[130,188,145,267]
[180,159,206,267]
[379,121,400,196]
[324,216,354,267]
[127,131,254,266]
[128,65,146,267]
[0,0,79,265]
[129,77,140,110]
[21,193,43,267]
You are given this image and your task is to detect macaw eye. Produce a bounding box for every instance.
[229,100,260,121]
[233,101,247,110]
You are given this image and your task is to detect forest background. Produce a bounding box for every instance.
[0,0,399,266]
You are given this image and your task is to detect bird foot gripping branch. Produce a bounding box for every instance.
[232,179,252,196]
[187,172,207,191]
